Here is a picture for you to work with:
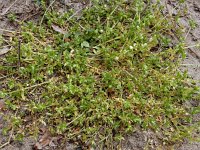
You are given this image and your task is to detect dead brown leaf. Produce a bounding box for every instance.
[0,46,11,56]
[2,31,14,37]
[64,38,71,42]
[0,101,5,111]
[34,132,52,150]
[51,24,67,34]
[34,142,42,150]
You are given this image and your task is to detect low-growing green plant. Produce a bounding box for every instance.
[7,13,17,22]
[0,0,199,148]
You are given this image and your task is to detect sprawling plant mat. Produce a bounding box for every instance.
[0,0,199,147]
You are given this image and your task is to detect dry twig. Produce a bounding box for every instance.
[0,0,18,16]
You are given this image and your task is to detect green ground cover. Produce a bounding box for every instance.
[0,0,199,147]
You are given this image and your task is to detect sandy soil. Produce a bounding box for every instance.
[0,0,199,149]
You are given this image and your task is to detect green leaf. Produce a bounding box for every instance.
[81,41,90,48]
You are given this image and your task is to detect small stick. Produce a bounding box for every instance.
[40,0,56,26]
[187,48,200,62]
[0,0,18,16]
[22,11,41,22]
[0,128,13,149]
[0,110,18,149]
[0,75,9,80]
[0,28,15,33]
[24,81,50,91]
[9,81,51,94]
[184,27,191,41]
[141,0,151,17]
[67,7,84,21]
[66,112,85,127]
[18,39,21,67]
[181,64,200,67]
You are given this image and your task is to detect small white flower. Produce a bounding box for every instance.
[115,56,119,61]
[142,43,147,47]
[129,46,133,49]
[100,29,104,33]
[133,43,137,47]
[149,15,154,19]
